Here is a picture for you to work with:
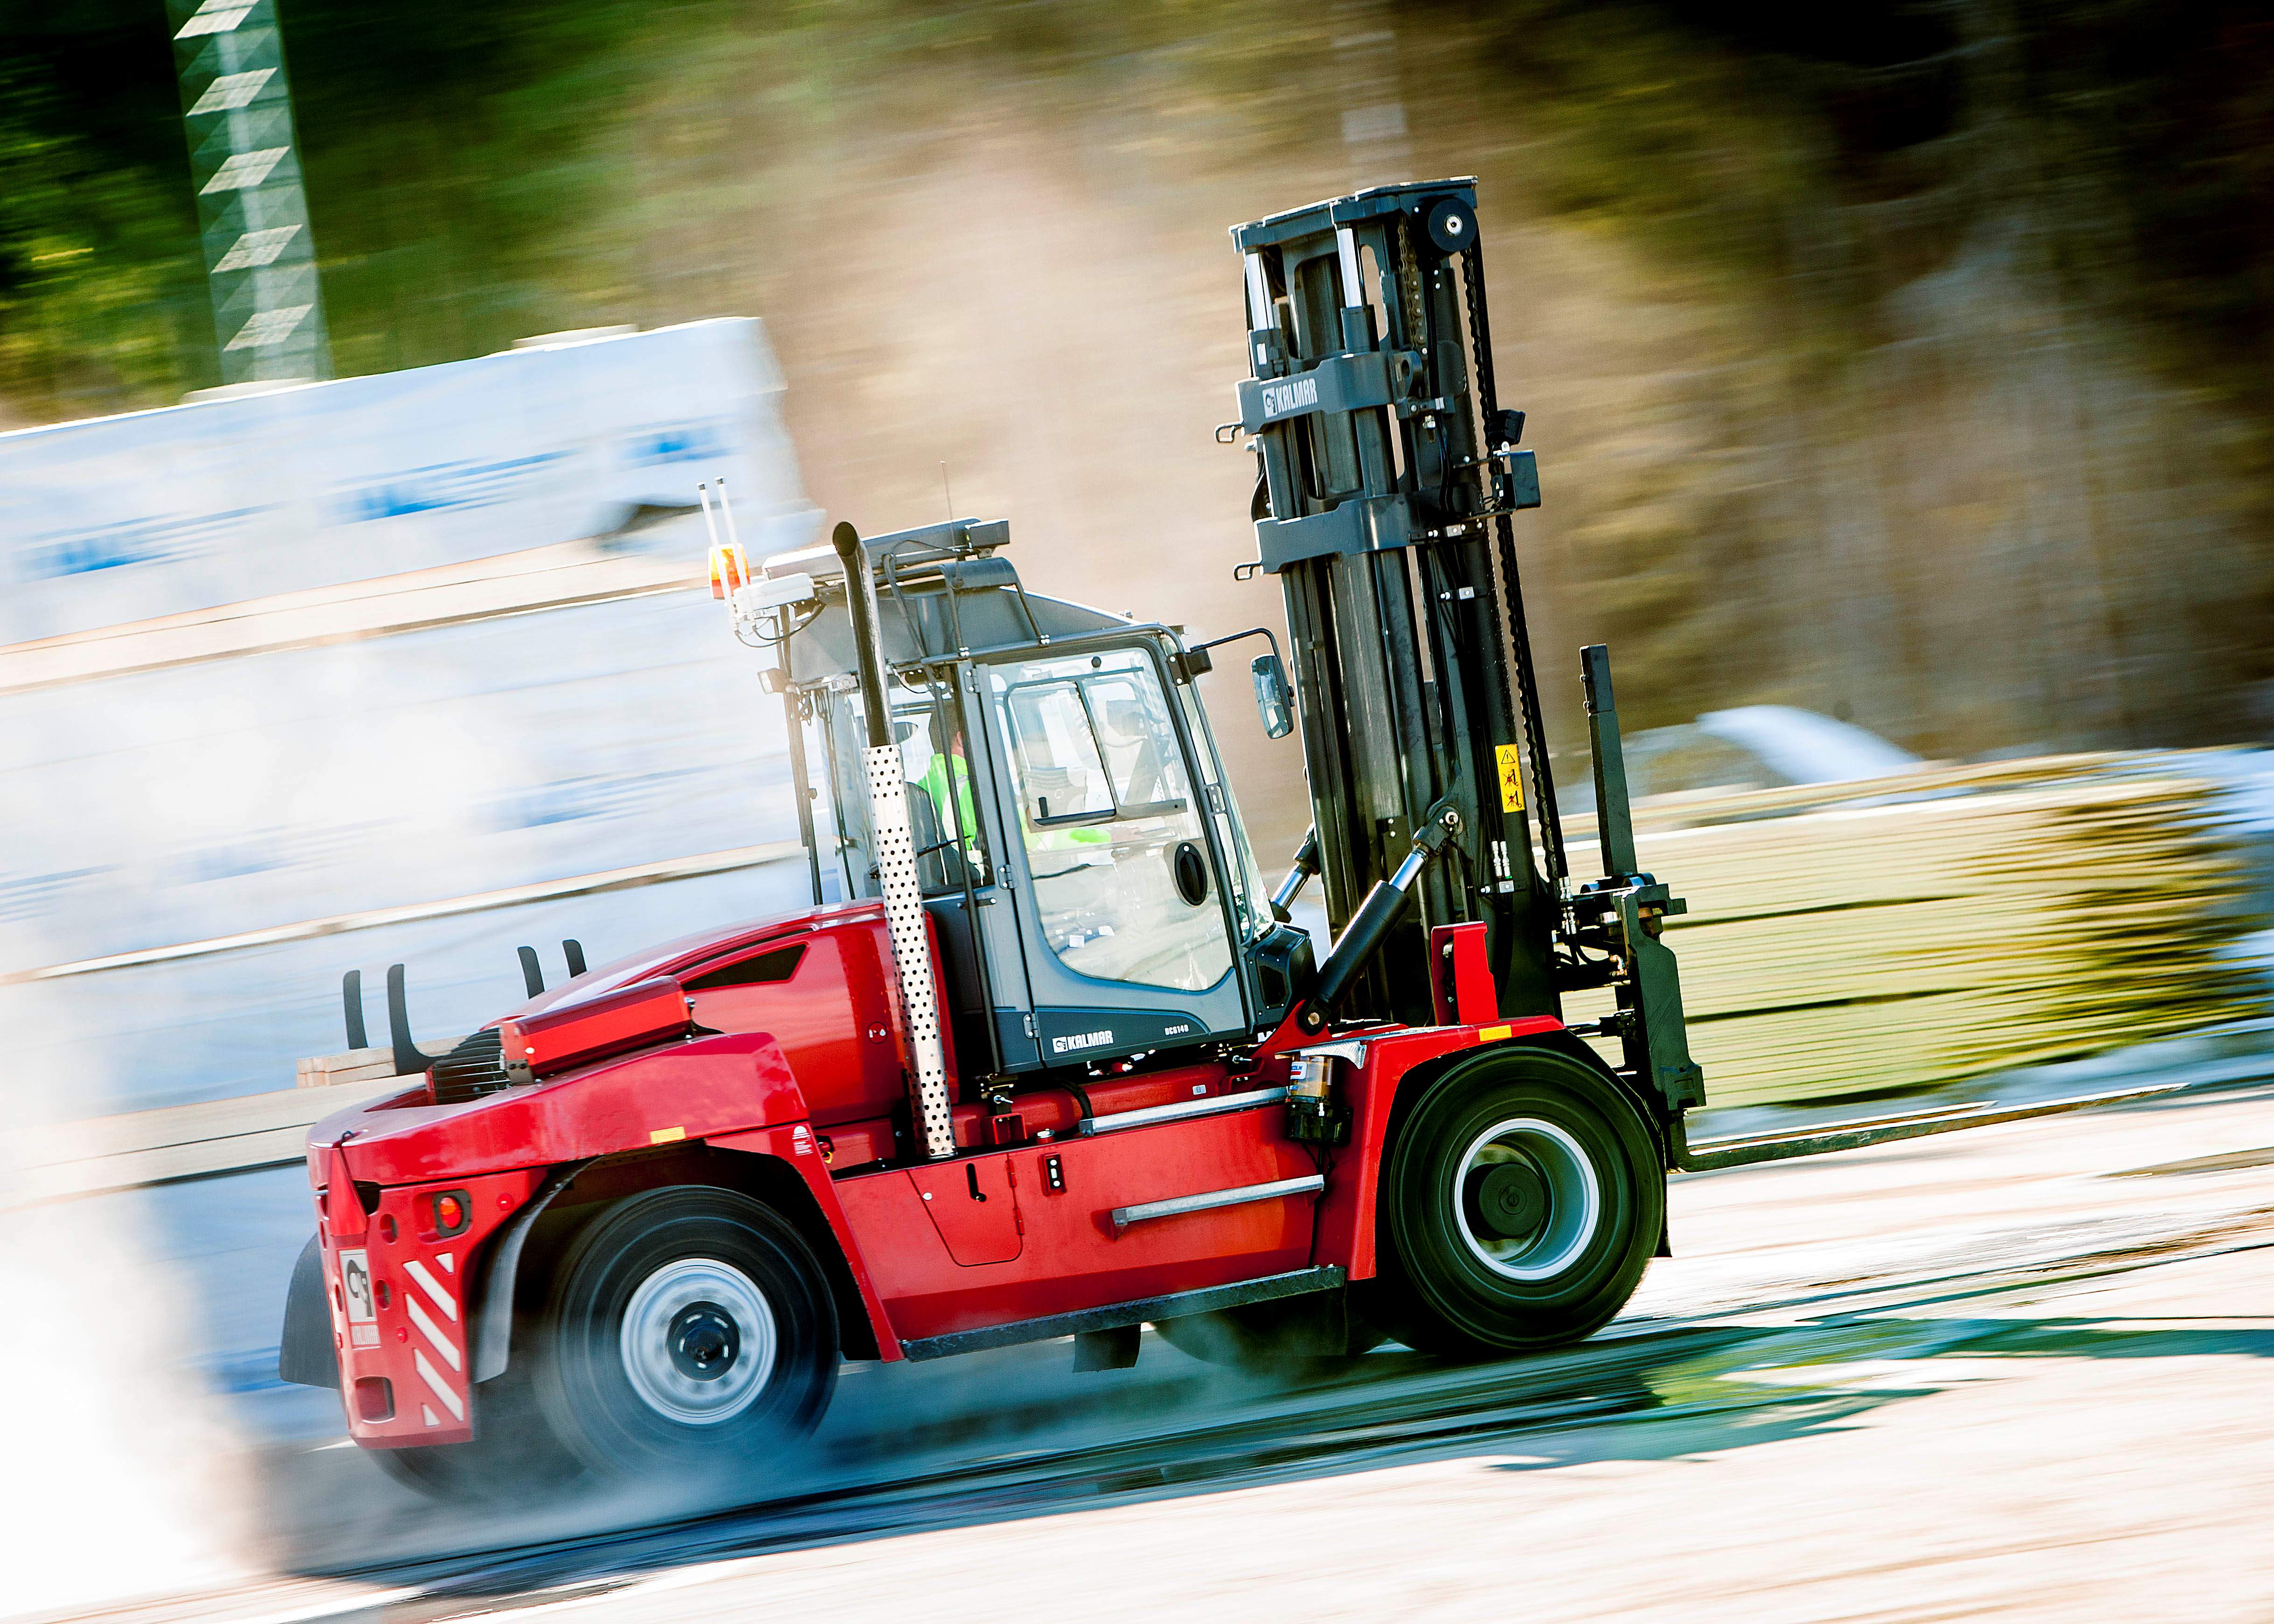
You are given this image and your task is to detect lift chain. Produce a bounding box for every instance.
[1457,230,1568,889]
[1396,214,1426,354]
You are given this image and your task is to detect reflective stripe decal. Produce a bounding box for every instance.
[421,1405,442,1428]
[404,1292,461,1371]
[402,1259,458,1322]
[413,1348,463,1420]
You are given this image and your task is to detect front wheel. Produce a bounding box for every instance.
[1371,1047,1663,1357]
[531,1186,838,1479]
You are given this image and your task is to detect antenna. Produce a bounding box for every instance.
[695,481,723,549]
[940,461,954,524]
[716,476,743,552]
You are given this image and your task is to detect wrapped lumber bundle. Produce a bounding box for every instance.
[295,1042,459,1090]
[1570,754,2266,1109]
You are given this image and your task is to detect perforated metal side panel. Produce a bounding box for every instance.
[866,743,954,1159]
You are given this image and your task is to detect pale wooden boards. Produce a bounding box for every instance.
[1,1078,414,1209]
[0,534,703,697]
[6,840,801,986]
[14,756,2260,1193]
[1567,759,2265,1108]
[297,1043,461,1089]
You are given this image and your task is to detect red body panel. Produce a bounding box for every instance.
[837,1097,1316,1340]
[305,893,1574,1447]
[1305,1016,1565,1279]
[1428,922,1497,1027]
[311,1165,544,1447]
[708,1122,903,1361]
[685,918,923,1128]
[319,1031,804,1187]
[498,976,690,1079]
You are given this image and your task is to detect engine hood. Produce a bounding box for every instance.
[304,897,894,1181]
[503,897,885,1022]
[311,1029,807,1184]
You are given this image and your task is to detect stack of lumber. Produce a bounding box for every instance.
[1569,753,2267,1109]
[8,1039,449,1207]
[295,1042,458,1090]
[1,1078,406,1209]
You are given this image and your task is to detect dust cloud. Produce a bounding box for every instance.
[0,1077,250,1617]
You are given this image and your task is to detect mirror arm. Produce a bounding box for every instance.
[1189,626,1284,665]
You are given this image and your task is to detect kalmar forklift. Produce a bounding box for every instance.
[280,181,2160,1497]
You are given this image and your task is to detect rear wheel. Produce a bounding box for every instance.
[365,1359,583,1502]
[1371,1047,1662,1357]
[530,1186,838,1479]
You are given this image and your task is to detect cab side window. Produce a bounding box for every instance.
[893,706,989,894]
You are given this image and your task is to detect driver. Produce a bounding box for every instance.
[917,728,979,846]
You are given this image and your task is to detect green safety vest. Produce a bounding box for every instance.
[922,751,1110,852]
[918,752,979,843]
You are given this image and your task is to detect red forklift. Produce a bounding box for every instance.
[275,181,2131,1497]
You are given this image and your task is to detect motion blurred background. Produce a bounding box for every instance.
[10,0,2274,773]
[4,5,2274,1592]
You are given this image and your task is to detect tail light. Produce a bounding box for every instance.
[428,1189,471,1237]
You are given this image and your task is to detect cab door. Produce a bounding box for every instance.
[979,643,1250,1066]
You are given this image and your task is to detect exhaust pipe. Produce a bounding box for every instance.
[832,520,955,1162]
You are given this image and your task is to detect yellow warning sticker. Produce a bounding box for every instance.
[649,1125,686,1145]
[1495,744,1526,813]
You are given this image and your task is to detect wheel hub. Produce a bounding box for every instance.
[1463,1162,1547,1239]
[667,1302,741,1381]
[619,1258,777,1426]
[1451,1117,1603,1282]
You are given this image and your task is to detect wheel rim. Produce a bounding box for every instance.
[1452,1117,1601,1282]
[618,1257,777,1426]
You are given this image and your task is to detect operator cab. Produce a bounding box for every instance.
[757,520,1314,1090]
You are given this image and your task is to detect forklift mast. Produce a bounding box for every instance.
[1233,181,1704,1113]
[1231,180,1564,1026]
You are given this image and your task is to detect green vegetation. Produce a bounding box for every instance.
[11,3,2268,409]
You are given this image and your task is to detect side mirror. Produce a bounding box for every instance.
[1251,653,1294,739]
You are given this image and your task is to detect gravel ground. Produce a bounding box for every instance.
[27,1080,2274,1624]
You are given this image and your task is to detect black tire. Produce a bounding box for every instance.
[1371,1047,1662,1357]
[365,1358,585,1502]
[529,1186,838,1479]
[1152,1289,1385,1374]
